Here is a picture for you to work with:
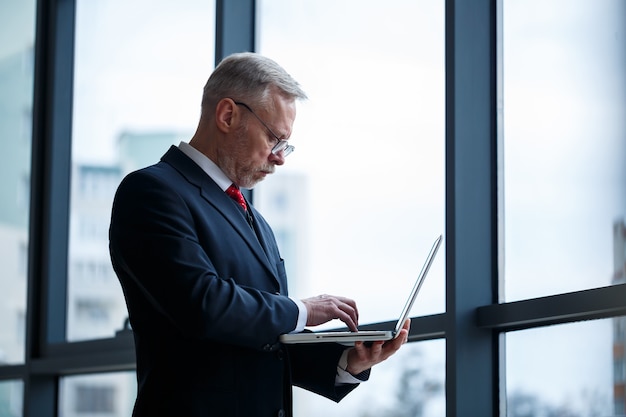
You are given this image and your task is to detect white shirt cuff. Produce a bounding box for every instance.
[336,349,368,384]
[289,297,307,333]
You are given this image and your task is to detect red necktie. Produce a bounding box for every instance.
[226,184,247,212]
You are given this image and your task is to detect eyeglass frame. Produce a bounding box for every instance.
[233,101,295,157]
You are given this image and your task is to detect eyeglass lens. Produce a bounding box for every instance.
[272,140,295,157]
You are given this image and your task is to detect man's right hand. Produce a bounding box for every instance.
[301,294,359,332]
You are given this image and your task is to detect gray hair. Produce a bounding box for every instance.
[201,52,307,116]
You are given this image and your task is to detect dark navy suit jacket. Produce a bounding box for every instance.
[109,146,357,417]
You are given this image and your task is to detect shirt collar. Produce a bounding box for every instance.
[177,141,232,192]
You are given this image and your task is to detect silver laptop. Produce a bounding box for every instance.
[279,234,442,345]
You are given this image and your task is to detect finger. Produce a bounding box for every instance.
[402,318,411,331]
[381,331,408,354]
[320,295,359,331]
[302,295,359,330]
[336,307,359,332]
[334,296,359,321]
[321,295,359,323]
[335,302,359,331]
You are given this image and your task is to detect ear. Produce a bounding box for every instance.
[214,98,238,134]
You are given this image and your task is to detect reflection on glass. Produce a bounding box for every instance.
[0,0,36,365]
[503,0,626,301]
[69,0,215,341]
[256,0,446,329]
[294,340,445,417]
[0,380,23,417]
[506,318,619,417]
[59,372,136,417]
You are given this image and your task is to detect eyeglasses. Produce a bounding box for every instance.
[234,101,295,157]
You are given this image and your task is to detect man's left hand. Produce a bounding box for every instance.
[345,318,410,376]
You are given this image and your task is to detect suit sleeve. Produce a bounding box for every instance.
[109,169,299,350]
[287,343,361,402]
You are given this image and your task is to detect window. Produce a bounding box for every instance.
[60,372,136,417]
[74,385,115,413]
[506,319,614,415]
[0,0,36,367]
[257,0,446,324]
[68,0,216,341]
[502,3,626,416]
[256,1,445,414]
[0,380,23,417]
[503,0,626,301]
[295,340,445,416]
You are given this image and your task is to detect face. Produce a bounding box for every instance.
[218,94,296,189]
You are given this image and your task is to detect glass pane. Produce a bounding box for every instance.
[0,0,36,365]
[256,0,446,330]
[0,380,23,417]
[69,0,215,341]
[503,0,626,301]
[506,318,620,417]
[59,372,136,417]
[294,340,445,417]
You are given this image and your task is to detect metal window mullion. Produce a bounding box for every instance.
[215,0,256,63]
[445,1,499,416]
[24,0,76,416]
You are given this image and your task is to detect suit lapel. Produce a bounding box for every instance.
[199,185,276,272]
[160,146,280,280]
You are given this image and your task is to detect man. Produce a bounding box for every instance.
[109,52,409,417]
